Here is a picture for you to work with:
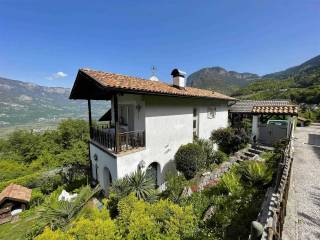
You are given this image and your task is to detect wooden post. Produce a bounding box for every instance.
[87,99,93,182]
[114,94,120,153]
[88,99,93,137]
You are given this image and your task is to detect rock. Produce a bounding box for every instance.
[203,205,216,221]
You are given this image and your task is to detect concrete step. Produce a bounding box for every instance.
[248,148,263,155]
[253,145,274,152]
[239,154,249,161]
[243,151,256,158]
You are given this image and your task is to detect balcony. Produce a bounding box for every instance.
[90,125,145,154]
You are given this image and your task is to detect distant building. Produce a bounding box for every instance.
[70,68,234,193]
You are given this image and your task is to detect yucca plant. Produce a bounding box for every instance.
[126,169,156,201]
[239,161,273,186]
[111,169,156,201]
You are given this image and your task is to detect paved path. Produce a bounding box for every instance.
[283,124,320,240]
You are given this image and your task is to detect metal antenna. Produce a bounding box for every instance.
[151,65,157,76]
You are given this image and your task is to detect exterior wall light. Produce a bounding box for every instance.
[138,160,146,170]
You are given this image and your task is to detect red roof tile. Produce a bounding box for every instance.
[252,105,298,114]
[79,68,235,100]
[0,184,32,205]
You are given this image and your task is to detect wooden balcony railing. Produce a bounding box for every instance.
[90,125,145,153]
[90,125,116,152]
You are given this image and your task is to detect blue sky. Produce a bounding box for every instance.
[0,0,319,87]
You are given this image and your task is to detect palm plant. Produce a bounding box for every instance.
[239,161,273,186]
[38,185,101,231]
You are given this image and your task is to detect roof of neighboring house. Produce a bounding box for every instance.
[230,100,298,115]
[99,109,111,121]
[0,184,32,205]
[69,68,235,101]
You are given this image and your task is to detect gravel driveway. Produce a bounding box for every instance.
[283,124,320,240]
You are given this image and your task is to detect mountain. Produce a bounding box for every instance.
[233,54,320,105]
[186,67,260,94]
[263,55,320,80]
[0,77,106,128]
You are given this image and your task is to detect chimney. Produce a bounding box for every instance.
[171,69,186,88]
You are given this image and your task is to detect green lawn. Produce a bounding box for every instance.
[0,210,39,240]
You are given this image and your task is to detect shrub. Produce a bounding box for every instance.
[30,188,45,207]
[212,150,228,164]
[305,119,312,126]
[37,194,197,240]
[0,172,43,191]
[194,138,215,166]
[210,127,250,154]
[161,172,187,203]
[238,161,273,186]
[175,143,206,179]
[0,159,32,182]
[220,171,243,195]
[117,194,196,239]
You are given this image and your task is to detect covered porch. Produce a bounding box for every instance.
[229,100,298,146]
[69,69,146,154]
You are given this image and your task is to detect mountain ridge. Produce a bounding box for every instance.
[0,77,105,128]
[186,54,320,95]
[186,66,259,94]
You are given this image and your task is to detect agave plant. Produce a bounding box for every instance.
[111,169,156,201]
[239,161,273,186]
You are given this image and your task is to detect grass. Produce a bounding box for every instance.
[0,210,39,240]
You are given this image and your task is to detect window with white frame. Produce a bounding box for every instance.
[207,107,216,119]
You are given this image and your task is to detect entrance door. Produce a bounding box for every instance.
[146,162,159,188]
[103,167,112,194]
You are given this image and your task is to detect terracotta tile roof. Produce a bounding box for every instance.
[79,68,235,100]
[252,105,298,114]
[0,184,32,205]
[230,100,298,115]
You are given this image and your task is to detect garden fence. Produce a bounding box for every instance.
[250,123,295,240]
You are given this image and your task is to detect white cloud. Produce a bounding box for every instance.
[46,71,68,80]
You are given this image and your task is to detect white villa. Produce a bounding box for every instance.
[69,68,235,193]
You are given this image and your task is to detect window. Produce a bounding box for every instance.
[207,107,216,119]
[193,108,198,137]
[193,119,197,128]
[193,108,197,117]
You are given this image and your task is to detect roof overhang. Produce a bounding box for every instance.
[69,69,235,101]
[69,70,115,100]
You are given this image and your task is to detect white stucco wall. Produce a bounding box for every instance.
[91,95,230,192]
[197,105,229,139]
[90,144,118,190]
[252,115,259,140]
[117,98,194,184]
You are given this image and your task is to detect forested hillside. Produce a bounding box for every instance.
[233,55,320,104]
[186,67,259,94]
